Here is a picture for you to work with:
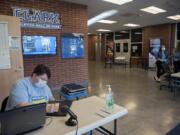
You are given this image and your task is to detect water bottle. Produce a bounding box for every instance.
[106,85,114,110]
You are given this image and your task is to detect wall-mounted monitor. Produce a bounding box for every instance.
[61,33,84,59]
[22,36,57,55]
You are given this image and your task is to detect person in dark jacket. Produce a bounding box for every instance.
[154,45,169,82]
[173,43,180,73]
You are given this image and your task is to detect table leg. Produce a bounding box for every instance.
[114,119,117,135]
[89,130,93,135]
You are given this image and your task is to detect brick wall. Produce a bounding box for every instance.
[0,0,88,89]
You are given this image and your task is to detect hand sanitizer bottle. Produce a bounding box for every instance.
[106,85,114,110]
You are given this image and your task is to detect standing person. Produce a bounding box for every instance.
[173,42,180,73]
[6,64,54,110]
[154,45,169,82]
[105,41,114,68]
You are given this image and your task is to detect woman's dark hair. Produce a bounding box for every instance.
[32,64,51,79]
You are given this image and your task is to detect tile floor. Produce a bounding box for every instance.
[88,61,180,135]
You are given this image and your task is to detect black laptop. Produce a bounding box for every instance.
[0,103,46,135]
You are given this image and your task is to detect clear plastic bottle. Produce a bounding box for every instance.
[106,85,114,110]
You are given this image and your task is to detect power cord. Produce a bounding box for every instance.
[45,116,53,126]
[75,119,78,135]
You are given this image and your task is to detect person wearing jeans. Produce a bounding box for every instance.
[154,45,169,82]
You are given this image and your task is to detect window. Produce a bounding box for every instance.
[116,43,120,52]
[131,28,143,56]
[131,29,142,42]
[115,30,130,40]
[131,43,142,56]
[123,43,128,52]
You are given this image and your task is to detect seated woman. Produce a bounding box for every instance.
[173,43,180,73]
[6,64,54,110]
[154,45,169,82]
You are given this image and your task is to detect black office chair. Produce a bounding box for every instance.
[1,96,9,112]
[160,56,174,91]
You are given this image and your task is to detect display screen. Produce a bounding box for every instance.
[22,36,57,55]
[61,33,84,59]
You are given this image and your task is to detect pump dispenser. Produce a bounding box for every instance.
[106,85,114,110]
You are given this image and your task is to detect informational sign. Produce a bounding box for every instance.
[0,23,11,69]
[9,36,21,50]
[149,38,161,68]
[12,7,62,29]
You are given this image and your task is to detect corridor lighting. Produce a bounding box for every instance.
[140,6,166,14]
[123,23,140,27]
[88,10,118,26]
[167,15,180,20]
[97,29,111,32]
[103,0,133,5]
[98,19,117,24]
[135,32,142,35]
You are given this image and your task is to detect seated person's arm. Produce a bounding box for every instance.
[9,81,30,109]
[46,86,55,101]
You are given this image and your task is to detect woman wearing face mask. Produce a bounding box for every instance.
[154,45,169,82]
[6,64,54,110]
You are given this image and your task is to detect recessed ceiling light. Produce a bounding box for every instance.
[97,29,111,32]
[123,23,140,27]
[98,20,117,24]
[103,0,133,5]
[140,6,166,14]
[88,10,118,26]
[121,31,129,33]
[167,15,180,20]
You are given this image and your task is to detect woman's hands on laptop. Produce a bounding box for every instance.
[46,103,59,113]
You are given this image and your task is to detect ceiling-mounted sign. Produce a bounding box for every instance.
[12,7,62,29]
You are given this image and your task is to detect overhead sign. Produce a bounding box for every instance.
[12,7,62,29]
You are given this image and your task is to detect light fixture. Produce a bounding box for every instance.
[97,29,111,32]
[98,19,117,24]
[103,0,133,5]
[120,31,129,33]
[167,15,180,20]
[140,6,166,14]
[134,32,142,35]
[88,10,118,26]
[123,23,140,27]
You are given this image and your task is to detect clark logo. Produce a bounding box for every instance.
[12,7,62,29]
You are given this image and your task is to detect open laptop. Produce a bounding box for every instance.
[0,103,46,135]
[46,100,72,116]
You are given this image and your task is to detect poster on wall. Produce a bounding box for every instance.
[148,38,161,68]
[12,7,62,29]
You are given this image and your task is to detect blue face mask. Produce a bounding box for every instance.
[35,79,47,88]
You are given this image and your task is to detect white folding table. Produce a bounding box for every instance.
[27,96,128,135]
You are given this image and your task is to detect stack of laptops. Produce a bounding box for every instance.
[61,83,86,95]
